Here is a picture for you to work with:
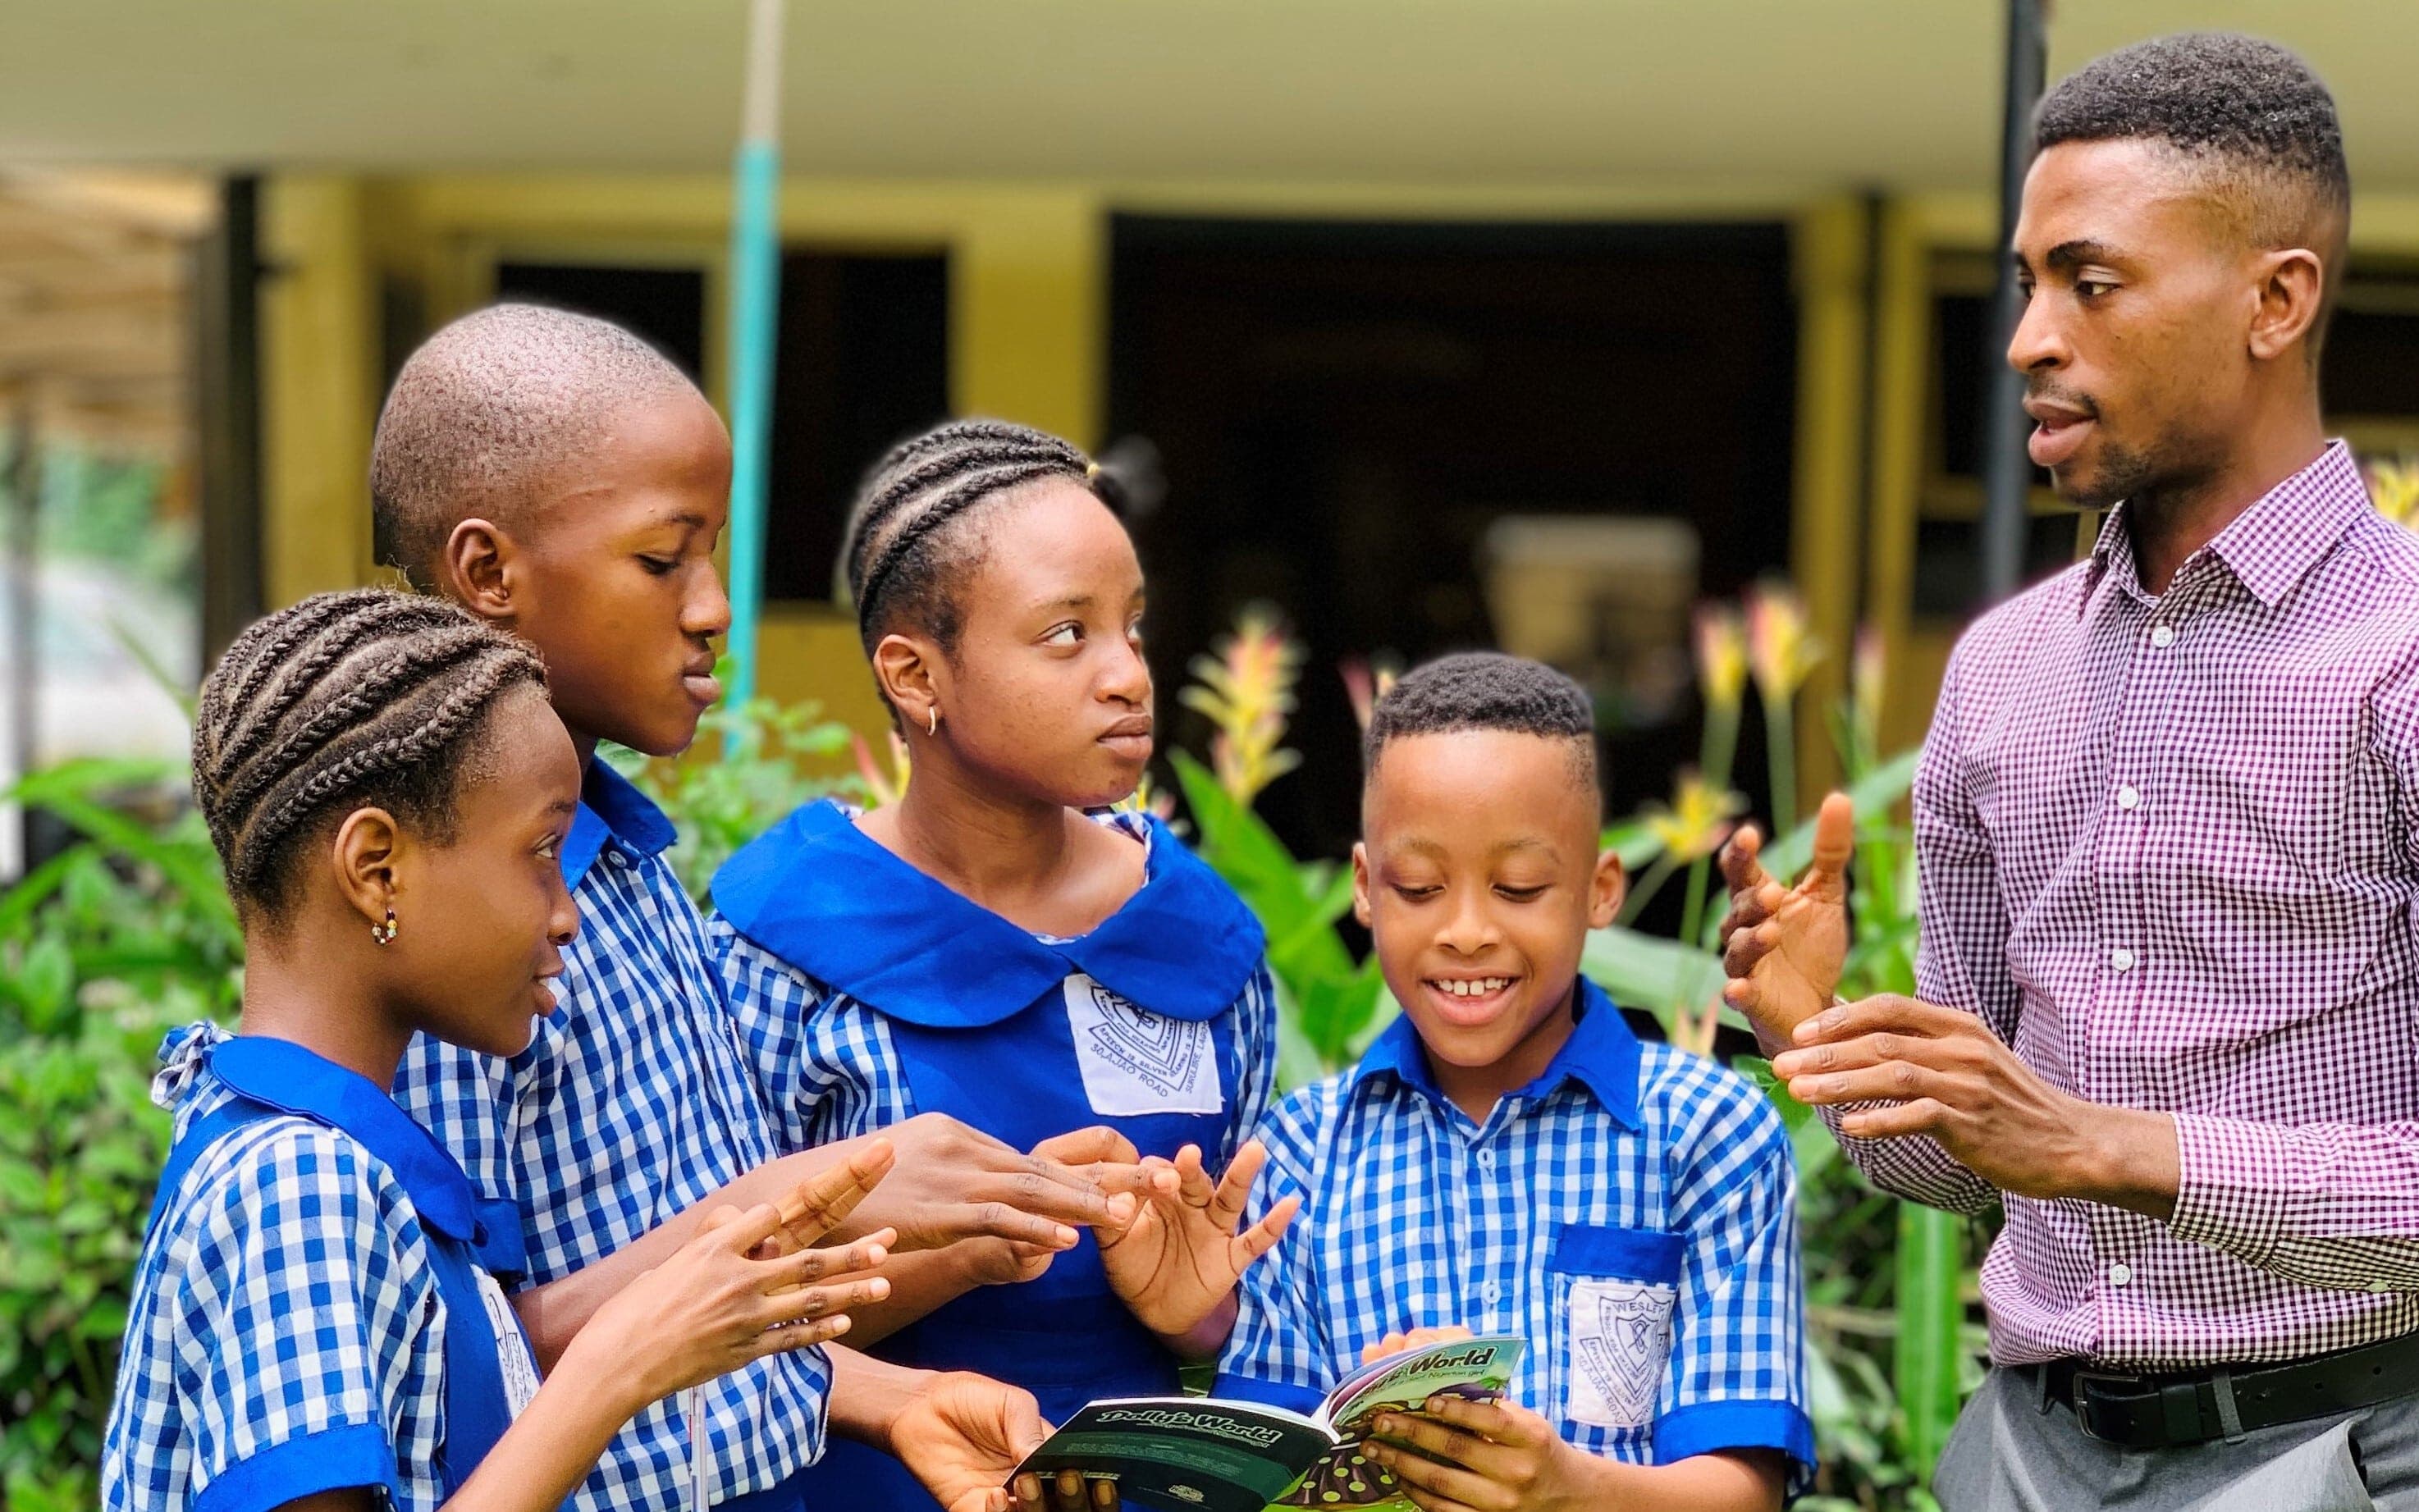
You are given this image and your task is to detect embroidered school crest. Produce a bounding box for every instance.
[1064,974,1223,1116]
[1567,1278,1676,1429]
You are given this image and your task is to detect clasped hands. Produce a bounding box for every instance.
[1717,794,2174,1215]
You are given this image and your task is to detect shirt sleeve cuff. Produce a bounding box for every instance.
[192,1422,401,1512]
[2169,1112,2292,1267]
[1208,1371,1326,1418]
[1653,1400,1816,1496]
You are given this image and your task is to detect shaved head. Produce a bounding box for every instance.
[370,304,703,586]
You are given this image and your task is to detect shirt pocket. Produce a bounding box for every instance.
[1551,1223,1683,1438]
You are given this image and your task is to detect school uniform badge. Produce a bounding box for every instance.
[1567,1278,1675,1429]
[1065,974,1223,1116]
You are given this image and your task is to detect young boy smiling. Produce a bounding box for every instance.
[1211,653,1812,1511]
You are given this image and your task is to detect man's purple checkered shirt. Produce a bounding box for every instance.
[1836,441,2419,1370]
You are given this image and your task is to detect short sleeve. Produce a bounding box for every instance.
[139,1124,439,1512]
[1212,1089,1332,1416]
[711,915,916,1149]
[1653,1060,1815,1493]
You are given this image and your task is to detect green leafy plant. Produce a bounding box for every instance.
[0,760,240,1508]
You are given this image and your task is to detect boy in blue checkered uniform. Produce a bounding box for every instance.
[106,592,894,1512]
[1210,654,1814,1510]
[371,307,1155,1512]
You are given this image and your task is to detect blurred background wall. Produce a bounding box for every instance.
[5,1,2419,866]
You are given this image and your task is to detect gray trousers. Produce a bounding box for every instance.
[1935,1368,2419,1512]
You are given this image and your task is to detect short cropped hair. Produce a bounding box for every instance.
[370,304,702,587]
[1364,652,1598,793]
[2035,34,2349,258]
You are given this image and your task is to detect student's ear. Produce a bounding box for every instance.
[328,806,406,937]
[1351,841,1373,927]
[1588,847,1626,930]
[438,518,524,625]
[2248,245,2326,363]
[871,632,943,739]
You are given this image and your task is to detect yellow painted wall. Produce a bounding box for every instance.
[257,171,1877,774]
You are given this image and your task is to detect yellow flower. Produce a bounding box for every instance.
[1642,770,1745,866]
[1693,605,1748,714]
[2370,458,2419,528]
[1178,606,1303,809]
[1745,581,1823,703]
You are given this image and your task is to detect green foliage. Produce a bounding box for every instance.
[606,692,864,902]
[0,761,240,1506]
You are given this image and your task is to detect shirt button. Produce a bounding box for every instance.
[606,849,629,868]
[2110,948,2137,974]
[2150,624,2176,648]
[1475,1149,1496,1171]
[2116,786,2142,811]
[2109,1263,2134,1287]
[2371,1280,2395,1295]
[1482,1281,1502,1304]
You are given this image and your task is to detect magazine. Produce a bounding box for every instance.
[1011,1335,1525,1512]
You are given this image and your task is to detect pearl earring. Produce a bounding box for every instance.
[373,906,399,946]
[927,705,940,737]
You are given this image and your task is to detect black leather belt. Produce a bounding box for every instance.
[2023,1333,2419,1450]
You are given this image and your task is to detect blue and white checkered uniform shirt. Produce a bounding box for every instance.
[105,1026,455,1512]
[393,762,827,1512]
[1215,979,1814,1493]
[707,811,1278,1163]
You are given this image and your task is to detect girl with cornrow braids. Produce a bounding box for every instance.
[103,590,902,1512]
[711,420,1295,1511]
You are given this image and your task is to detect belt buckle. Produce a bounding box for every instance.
[2069,1368,2156,1446]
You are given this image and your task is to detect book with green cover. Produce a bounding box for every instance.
[1012,1336,1526,1512]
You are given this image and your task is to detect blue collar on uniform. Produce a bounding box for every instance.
[563,760,677,890]
[711,797,1265,1029]
[208,1036,484,1243]
[1351,975,1643,1131]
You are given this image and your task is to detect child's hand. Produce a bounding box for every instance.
[1364,1396,1590,1512]
[766,1135,898,1254]
[1094,1139,1299,1347]
[836,1114,1154,1256]
[1362,1325,1475,1365]
[1008,1469,1119,1511]
[1717,792,1856,1048]
[569,1200,893,1412]
[885,1371,1054,1512]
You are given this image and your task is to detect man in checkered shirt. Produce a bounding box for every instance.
[1722,33,2419,1510]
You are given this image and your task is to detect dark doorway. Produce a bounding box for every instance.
[1109,217,1799,863]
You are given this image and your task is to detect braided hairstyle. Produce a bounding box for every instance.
[194,588,549,920]
[1365,651,1599,793]
[840,419,1127,671]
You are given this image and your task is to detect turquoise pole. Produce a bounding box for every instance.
[721,0,784,750]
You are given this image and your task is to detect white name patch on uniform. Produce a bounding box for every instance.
[1567,1277,1676,1429]
[1064,974,1223,1117]
[476,1268,544,1418]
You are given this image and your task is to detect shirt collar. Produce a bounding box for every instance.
[2083,441,2370,613]
[711,797,1266,1028]
[206,1035,483,1243]
[563,759,676,889]
[1350,976,1644,1132]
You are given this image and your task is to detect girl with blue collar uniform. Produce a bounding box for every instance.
[711,421,1296,1511]
[105,592,894,1512]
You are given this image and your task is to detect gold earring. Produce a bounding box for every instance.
[926,705,940,737]
[373,906,398,946]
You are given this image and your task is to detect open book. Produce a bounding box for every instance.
[1012,1335,1525,1512]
